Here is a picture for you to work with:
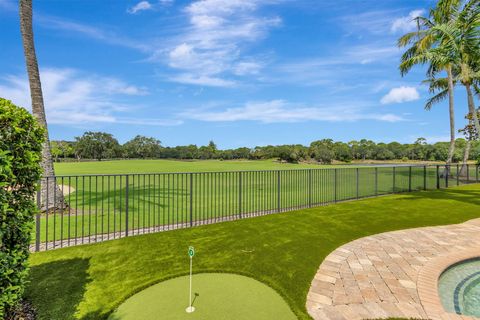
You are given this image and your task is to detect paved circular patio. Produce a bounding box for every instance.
[306,218,480,320]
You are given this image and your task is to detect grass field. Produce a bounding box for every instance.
[35,160,479,247]
[54,159,328,175]
[26,184,480,319]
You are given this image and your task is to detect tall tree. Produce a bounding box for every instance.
[19,0,64,210]
[421,0,480,175]
[398,0,463,171]
[437,0,480,134]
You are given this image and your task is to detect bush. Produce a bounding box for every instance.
[0,98,44,318]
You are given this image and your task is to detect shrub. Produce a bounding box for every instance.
[0,98,44,318]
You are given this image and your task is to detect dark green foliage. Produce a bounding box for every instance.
[74,132,121,161]
[54,132,479,163]
[310,139,335,163]
[0,98,44,318]
[122,135,161,159]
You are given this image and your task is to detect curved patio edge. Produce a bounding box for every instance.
[306,218,480,320]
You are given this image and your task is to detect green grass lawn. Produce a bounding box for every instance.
[27,183,480,320]
[36,160,476,245]
[54,159,328,175]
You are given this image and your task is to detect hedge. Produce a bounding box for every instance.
[0,98,44,318]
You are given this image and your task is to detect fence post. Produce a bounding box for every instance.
[190,173,193,227]
[125,175,129,237]
[466,164,469,182]
[477,164,479,183]
[393,167,396,193]
[445,165,449,188]
[424,165,427,190]
[334,168,337,203]
[356,168,359,199]
[277,171,281,212]
[35,182,41,252]
[436,165,440,189]
[238,171,242,218]
[308,169,312,207]
[457,164,460,186]
[375,167,378,196]
[408,166,412,192]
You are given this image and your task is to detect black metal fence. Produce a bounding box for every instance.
[33,164,480,251]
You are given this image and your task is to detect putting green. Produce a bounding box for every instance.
[108,273,296,320]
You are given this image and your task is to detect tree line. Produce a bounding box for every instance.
[51,132,480,164]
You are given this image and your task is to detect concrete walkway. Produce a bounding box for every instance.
[306,218,480,320]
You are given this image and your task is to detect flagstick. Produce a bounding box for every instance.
[186,246,195,313]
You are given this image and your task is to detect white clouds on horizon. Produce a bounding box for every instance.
[381,86,420,104]
[391,9,425,33]
[180,100,404,123]
[0,68,181,126]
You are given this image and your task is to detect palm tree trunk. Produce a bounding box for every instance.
[460,138,471,176]
[19,0,65,211]
[444,66,456,176]
[466,83,480,135]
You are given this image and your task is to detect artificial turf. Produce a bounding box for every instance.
[26,183,480,320]
[108,273,296,320]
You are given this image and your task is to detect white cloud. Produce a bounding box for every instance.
[391,10,425,33]
[180,100,404,123]
[37,15,150,52]
[233,61,262,76]
[127,1,152,14]
[155,0,281,86]
[341,10,401,35]
[381,86,420,104]
[28,0,277,86]
[0,68,182,126]
[169,74,236,87]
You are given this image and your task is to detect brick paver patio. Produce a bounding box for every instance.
[306,218,480,320]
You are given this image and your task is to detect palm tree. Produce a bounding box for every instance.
[435,0,480,134]
[423,75,473,175]
[19,0,64,210]
[398,3,459,170]
[427,0,480,175]
[398,0,479,173]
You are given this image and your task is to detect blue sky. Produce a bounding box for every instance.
[0,0,471,148]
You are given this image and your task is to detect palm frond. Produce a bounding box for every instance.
[425,88,449,110]
[422,77,450,93]
[473,82,480,98]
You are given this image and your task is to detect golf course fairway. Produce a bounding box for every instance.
[108,273,296,320]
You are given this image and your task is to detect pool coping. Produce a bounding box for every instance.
[418,245,480,320]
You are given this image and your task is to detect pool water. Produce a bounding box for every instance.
[438,258,480,317]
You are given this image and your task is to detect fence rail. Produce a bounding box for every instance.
[32,164,480,251]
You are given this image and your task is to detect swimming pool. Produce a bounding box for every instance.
[438,258,480,317]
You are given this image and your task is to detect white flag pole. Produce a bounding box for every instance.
[186,246,195,313]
